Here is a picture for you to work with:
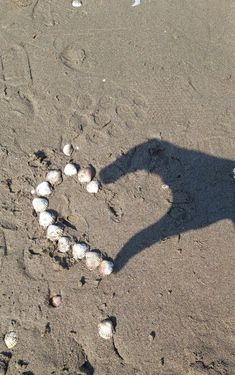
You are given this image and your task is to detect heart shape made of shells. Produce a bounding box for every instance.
[31,143,114,277]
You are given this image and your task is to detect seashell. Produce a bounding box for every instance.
[72,242,88,260]
[36,181,53,197]
[64,163,77,176]
[63,143,74,156]
[32,197,48,213]
[85,250,102,270]
[50,295,62,308]
[72,0,82,7]
[47,224,64,241]
[86,179,100,194]
[78,166,94,183]
[99,260,114,276]
[98,320,113,340]
[4,331,17,349]
[39,210,56,229]
[46,169,62,186]
[58,236,71,253]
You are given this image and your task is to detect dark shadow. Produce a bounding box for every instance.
[100,138,235,272]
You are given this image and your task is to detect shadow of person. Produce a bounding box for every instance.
[100,139,235,272]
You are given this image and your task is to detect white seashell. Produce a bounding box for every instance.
[58,236,71,253]
[39,211,56,229]
[85,250,102,270]
[31,188,36,195]
[72,242,88,260]
[46,169,62,186]
[98,320,113,340]
[99,260,114,276]
[36,181,53,197]
[47,224,64,241]
[86,179,100,194]
[72,0,82,7]
[64,163,77,176]
[78,166,94,183]
[4,331,17,349]
[63,143,74,156]
[32,197,49,213]
[161,184,169,190]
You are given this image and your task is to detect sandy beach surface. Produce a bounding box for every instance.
[0,0,235,374]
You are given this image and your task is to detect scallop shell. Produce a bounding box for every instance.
[72,242,88,260]
[64,163,77,176]
[46,169,62,186]
[63,143,74,156]
[4,331,17,349]
[98,320,113,340]
[47,224,64,241]
[86,179,100,194]
[58,236,71,253]
[36,181,53,196]
[39,211,56,229]
[99,260,114,276]
[78,166,94,183]
[85,250,102,270]
[32,197,49,213]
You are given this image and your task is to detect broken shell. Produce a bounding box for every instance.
[85,250,102,270]
[39,210,56,229]
[50,295,62,308]
[64,163,77,176]
[47,224,64,241]
[58,236,71,253]
[72,242,88,260]
[63,143,74,156]
[78,166,94,183]
[99,260,114,276]
[98,320,113,340]
[32,197,49,213]
[86,179,100,194]
[36,181,53,196]
[46,169,62,186]
[4,331,17,349]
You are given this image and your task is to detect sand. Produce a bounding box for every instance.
[0,0,235,374]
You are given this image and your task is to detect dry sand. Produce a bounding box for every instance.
[0,0,235,374]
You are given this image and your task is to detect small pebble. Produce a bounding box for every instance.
[162,184,169,190]
[50,295,62,308]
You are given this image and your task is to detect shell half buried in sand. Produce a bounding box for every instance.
[98,319,113,340]
[85,250,102,270]
[46,169,63,186]
[4,331,17,349]
[63,143,74,157]
[47,224,64,241]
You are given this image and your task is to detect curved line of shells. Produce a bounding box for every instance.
[3,145,115,348]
